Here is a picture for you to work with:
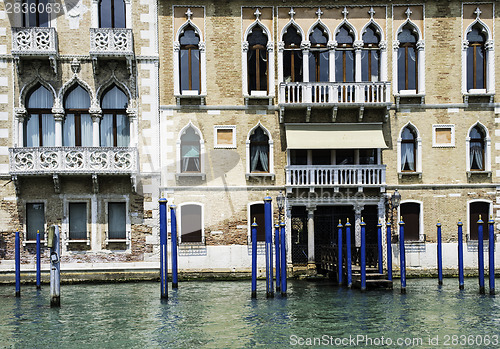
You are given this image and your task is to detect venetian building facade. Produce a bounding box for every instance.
[158,1,500,274]
[0,0,161,267]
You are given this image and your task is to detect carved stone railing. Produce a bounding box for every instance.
[9,147,138,175]
[286,165,386,188]
[12,27,58,55]
[90,28,134,56]
[279,82,391,105]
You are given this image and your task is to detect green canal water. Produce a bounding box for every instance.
[1,278,500,348]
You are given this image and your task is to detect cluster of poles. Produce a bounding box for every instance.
[14,226,61,307]
[251,195,287,299]
[159,199,179,300]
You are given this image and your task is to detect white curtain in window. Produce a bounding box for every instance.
[100,114,113,147]
[65,86,90,109]
[401,143,415,171]
[42,114,55,146]
[116,114,130,147]
[470,142,484,170]
[250,145,269,172]
[182,146,200,172]
[102,86,128,109]
[28,86,53,109]
[25,115,39,147]
[63,114,76,147]
[81,114,93,147]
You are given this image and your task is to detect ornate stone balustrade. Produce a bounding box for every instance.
[9,147,138,175]
[90,28,134,56]
[286,165,386,190]
[12,27,58,55]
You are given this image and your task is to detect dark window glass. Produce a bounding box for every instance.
[283,25,303,83]
[181,204,202,243]
[401,126,417,172]
[63,85,92,147]
[22,0,49,27]
[361,26,380,82]
[69,203,87,240]
[335,26,355,83]
[290,149,307,165]
[181,127,201,172]
[99,0,126,28]
[359,149,378,165]
[24,85,54,147]
[180,26,201,93]
[249,127,269,172]
[467,24,486,90]
[100,86,129,147]
[309,26,329,83]
[250,203,265,242]
[400,203,420,241]
[336,149,354,165]
[469,126,485,170]
[26,203,44,241]
[312,149,331,165]
[469,202,490,240]
[248,26,268,92]
[108,202,126,239]
[397,25,418,91]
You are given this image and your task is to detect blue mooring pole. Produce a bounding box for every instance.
[274,224,281,293]
[345,219,352,288]
[159,199,168,300]
[170,205,178,289]
[264,195,274,298]
[437,222,443,286]
[478,216,485,294]
[280,222,287,297]
[251,219,258,299]
[399,217,406,294]
[337,220,343,286]
[377,221,383,275]
[15,231,20,297]
[360,218,367,292]
[488,217,495,295]
[386,222,393,281]
[458,221,464,290]
[36,230,41,290]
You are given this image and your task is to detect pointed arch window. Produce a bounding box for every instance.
[100,86,129,147]
[181,127,201,173]
[397,25,418,92]
[99,0,126,28]
[309,25,329,82]
[467,24,487,91]
[361,25,381,82]
[469,126,485,170]
[63,85,92,147]
[22,0,49,27]
[248,26,269,92]
[401,126,417,172]
[24,84,54,147]
[249,127,269,173]
[179,25,201,93]
[283,25,303,83]
[335,25,355,83]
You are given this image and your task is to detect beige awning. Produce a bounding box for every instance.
[285,123,388,149]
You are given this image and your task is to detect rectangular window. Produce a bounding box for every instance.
[26,203,44,241]
[108,202,126,239]
[359,149,378,165]
[469,202,490,240]
[290,149,307,165]
[69,203,87,240]
[250,203,265,242]
[400,202,420,241]
[181,204,203,243]
[336,149,354,165]
[214,126,236,149]
[433,125,455,148]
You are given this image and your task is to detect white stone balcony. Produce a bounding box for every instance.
[90,28,134,73]
[279,82,391,121]
[9,147,138,175]
[285,165,386,192]
[11,27,58,73]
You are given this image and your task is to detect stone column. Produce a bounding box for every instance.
[277,41,284,85]
[267,41,275,97]
[354,204,364,247]
[91,0,99,28]
[90,107,102,147]
[53,112,64,147]
[307,205,316,269]
[328,40,337,82]
[199,42,207,96]
[416,40,425,95]
[354,40,363,82]
[173,42,181,96]
[124,0,132,29]
[379,41,390,101]
[301,41,311,103]
[241,42,249,96]
[392,40,399,95]
[486,40,495,94]
[461,40,468,94]
[15,108,26,147]
[126,107,138,147]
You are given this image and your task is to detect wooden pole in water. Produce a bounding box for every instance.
[457,221,464,289]
[170,205,178,289]
[437,222,443,286]
[345,219,352,288]
[159,199,168,300]
[275,224,281,293]
[337,220,343,286]
[386,222,392,281]
[36,230,41,290]
[360,218,366,292]
[49,226,60,307]
[478,215,485,295]
[15,231,20,297]
[377,220,383,275]
[264,195,274,298]
[251,219,258,299]
[399,217,406,294]
[488,216,495,295]
[280,222,287,297]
